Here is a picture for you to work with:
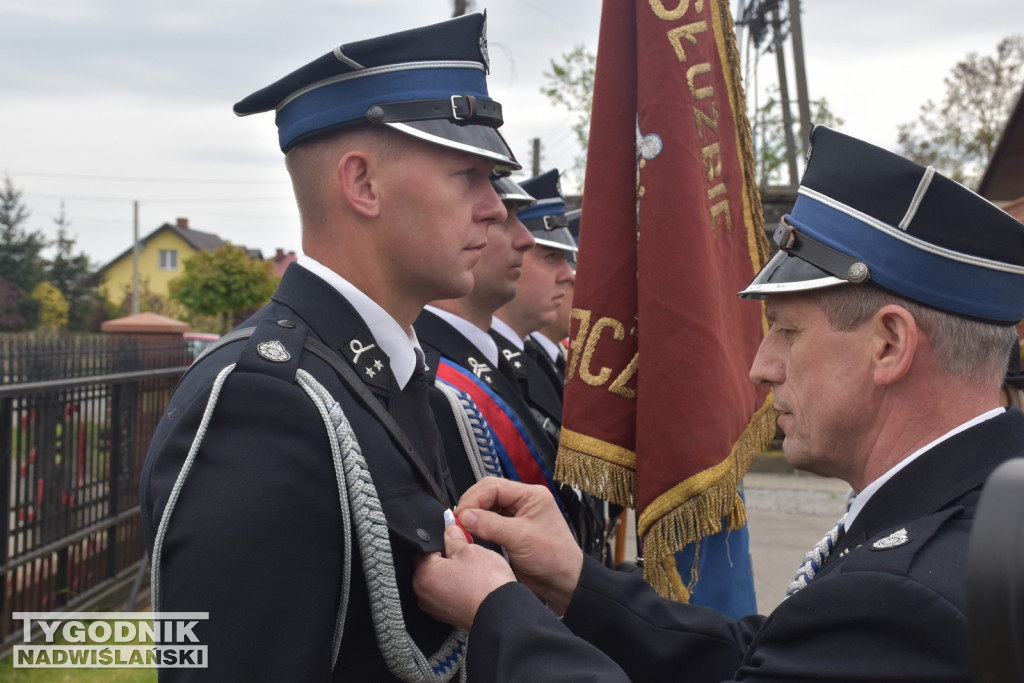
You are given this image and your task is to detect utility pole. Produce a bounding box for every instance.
[771,7,799,187]
[132,200,140,315]
[788,0,812,157]
[531,137,542,177]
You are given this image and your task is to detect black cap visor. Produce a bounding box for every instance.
[386,119,520,170]
[738,249,848,299]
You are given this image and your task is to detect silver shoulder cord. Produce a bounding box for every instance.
[433,379,503,481]
[151,364,469,682]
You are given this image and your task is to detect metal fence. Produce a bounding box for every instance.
[0,333,187,648]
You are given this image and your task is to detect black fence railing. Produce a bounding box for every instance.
[0,334,188,648]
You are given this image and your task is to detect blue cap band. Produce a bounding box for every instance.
[276,63,489,150]
[787,192,1024,324]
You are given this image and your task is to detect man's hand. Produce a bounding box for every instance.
[414,522,516,630]
[455,478,584,615]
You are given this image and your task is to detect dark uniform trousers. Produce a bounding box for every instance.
[140,264,458,681]
[464,408,1024,682]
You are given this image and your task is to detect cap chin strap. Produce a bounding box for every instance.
[365,95,503,127]
[775,216,871,285]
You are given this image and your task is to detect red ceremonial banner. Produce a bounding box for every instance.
[556,0,775,598]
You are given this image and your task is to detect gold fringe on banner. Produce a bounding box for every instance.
[638,395,777,600]
[711,0,771,271]
[556,428,638,509]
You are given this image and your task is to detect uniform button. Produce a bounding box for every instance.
[277,319,295,328]
[416,528,431,542]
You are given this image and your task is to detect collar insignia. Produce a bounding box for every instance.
[466,356,494,384]
[502,348,524,369]
[344,332,390,390]
[870,528,913,551]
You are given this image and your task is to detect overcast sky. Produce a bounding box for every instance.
[1,0,1021,267]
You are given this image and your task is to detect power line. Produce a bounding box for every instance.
[7,170,287,185]
[509,0,595,36]
[24,193,293,204]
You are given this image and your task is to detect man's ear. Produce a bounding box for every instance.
[872,304,919,386]
[336,150,380,218]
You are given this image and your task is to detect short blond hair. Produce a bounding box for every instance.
[284,124,408,229]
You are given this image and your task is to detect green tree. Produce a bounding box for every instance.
[0,176,49,294]
[48,202,104,331]
[169,244,278,334]
[753,85,844,186]
[898,34,1024,188]
[0,277,29,331]
[31,281,70,331]
[541,44,596,184]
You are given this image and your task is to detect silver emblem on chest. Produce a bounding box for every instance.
[870,528,912,550]
[257,340,291,363]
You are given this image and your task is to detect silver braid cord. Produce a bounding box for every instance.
[151,362,236,613]
[786,512,847,598]
[298,370,467,682]
[455,388,503,479]
[434,379,502,481]
[297,371,354,669]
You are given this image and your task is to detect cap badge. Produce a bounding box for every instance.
[257,340,291,363]
[847,262,869,283]
[479,11,490,73]
[870,528,912,551]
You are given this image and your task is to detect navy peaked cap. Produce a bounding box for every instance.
[233,13,519,169]
[565,208,581,241]
[740,126,1024,325]
[518,169,577,253]
[492,175,536,211]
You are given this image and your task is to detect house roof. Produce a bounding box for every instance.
[98,221,252,273]
[978,86,1024,202]
[100,311,191,333]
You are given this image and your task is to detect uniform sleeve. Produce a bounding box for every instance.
[469,556,972,682]
[145,368,344,681]
[466,556,748,682]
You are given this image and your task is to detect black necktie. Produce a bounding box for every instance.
[405,348,450,489]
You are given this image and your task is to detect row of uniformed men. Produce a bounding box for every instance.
[140,12,611,681]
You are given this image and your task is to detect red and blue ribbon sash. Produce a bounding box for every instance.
[436,358,561,504]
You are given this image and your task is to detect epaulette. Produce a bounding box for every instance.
[233,318,308,381]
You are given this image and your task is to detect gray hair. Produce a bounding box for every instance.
[809,285,1016,388]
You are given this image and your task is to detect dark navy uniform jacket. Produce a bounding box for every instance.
[464,408,1024,682]
[415,309,558,481]
[140,264,457,681]
[489,330,564,448]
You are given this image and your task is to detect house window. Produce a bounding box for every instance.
[159,250,178,271]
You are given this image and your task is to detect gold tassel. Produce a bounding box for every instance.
[640,396,776,599]
[556,428,638,508]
